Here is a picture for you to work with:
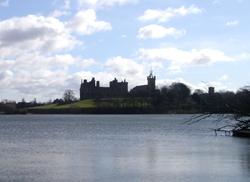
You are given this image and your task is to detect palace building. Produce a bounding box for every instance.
[130,71,156,97]
[80,78,128,100]
[80,72,156,100]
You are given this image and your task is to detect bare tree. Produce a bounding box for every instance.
[63,89,77,103]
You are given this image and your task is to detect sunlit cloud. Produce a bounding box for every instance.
[67,9,112,35]
[77,0,138,8]
[138,5,202,22]
[137,24,186,39]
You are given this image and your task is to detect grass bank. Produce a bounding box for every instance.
[29,98,153,114]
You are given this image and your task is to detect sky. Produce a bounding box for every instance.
[0,0,250,101]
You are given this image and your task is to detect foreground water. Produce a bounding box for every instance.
[0,115,249,182]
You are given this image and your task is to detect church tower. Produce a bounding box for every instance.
[147,70,156,92]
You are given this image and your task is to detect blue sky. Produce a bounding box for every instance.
[0,0,249,101]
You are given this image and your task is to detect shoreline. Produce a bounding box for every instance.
[0,109,230,115]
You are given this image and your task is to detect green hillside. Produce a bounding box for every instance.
[33,99,96,109]
[32,98,151,110]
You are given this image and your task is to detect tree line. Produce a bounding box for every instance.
[0,83,250,114]
[151,83,250,114]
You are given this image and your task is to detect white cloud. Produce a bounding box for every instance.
[226,20,239,27]
[78,0,137,8]
[50,9,69,18]
[138,5,202,22]
[219,74,229,81]
[0,0,9,7]
[0,48,236,101]
[106,56,143,76]
[78,58,98,68]
[0,59,14,69]
[50,0,71,18]
[105,56,147,87]
[0,52,101,101]
[0,15,77,55]
[68,9,112,35]
[0,11,114,101]
[137,24,186,39]
[0,70,13,81]
[0,10,111,57]
[139,47,234,71]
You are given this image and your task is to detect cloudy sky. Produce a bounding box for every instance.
[0,0,249,101]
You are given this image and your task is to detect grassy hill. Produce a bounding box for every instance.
[33,99,96,110]
[32,98,152,110]
[27,98,197,114]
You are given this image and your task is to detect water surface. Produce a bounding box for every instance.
[0,115,249,182]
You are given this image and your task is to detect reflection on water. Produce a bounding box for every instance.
[0,115,249,182]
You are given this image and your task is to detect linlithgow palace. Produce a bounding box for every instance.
[80,72,156,100]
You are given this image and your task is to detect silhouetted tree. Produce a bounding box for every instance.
[191,92,203,109]
[188,86,250,137]
[53,98,64,104]
[168,82,191,105]
[235,87,250,115]
[63,89,76,103]
[193,89,204,95]
[218,91,236,112]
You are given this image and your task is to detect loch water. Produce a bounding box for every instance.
[0,115,249,182]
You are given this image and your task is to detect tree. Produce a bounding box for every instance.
[187,86,250,137]
[168,82,191,105]
[235,87,250,115]
[193,89,204,95]
[63,89,77,103]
